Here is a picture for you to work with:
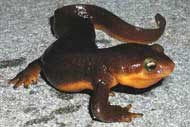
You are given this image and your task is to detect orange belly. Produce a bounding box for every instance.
[55,78,118,92]
[56,80,93,92]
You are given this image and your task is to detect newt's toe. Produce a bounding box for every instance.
[120,104,143,122]
[109,91,115,96]
[121,112,143,122]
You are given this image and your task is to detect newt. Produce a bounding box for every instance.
[9,4,175,122]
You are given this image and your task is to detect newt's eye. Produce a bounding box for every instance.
[144,58,157,72]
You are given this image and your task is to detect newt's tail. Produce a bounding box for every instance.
[51,4,166,44]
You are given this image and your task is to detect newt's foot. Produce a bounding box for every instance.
[91,80,143,122]
[8,59,41,89]
[9,69,38,89]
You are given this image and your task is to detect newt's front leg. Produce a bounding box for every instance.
[90,71,143,122]
[9,59,41,89]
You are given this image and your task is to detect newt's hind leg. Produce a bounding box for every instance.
[90,77,143,122]
[9,59,41,89]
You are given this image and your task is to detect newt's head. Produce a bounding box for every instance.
[115,44,175,89]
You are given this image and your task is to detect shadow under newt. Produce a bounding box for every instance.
[0,57,26,69]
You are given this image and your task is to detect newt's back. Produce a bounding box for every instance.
[49,11,97,50]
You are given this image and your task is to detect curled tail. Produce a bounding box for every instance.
[51,4,166,44]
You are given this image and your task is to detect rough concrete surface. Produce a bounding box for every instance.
[0,0,190,127]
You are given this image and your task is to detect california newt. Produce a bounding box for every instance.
[9,4,175,122]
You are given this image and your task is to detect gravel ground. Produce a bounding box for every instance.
[0,0,190,127]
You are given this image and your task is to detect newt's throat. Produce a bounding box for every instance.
[115,73,162,89]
